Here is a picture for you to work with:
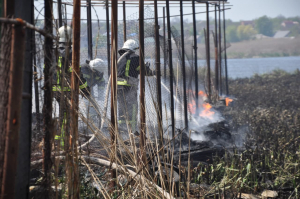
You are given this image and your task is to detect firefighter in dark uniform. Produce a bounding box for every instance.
[80,58,106,118]
[117,39,154,132]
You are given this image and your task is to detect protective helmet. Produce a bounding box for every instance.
[58,26,72,43]
[122,39,139,51]
[90,58,105,72]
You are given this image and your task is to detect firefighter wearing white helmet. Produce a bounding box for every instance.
[81,58,105,90]
[58,25,72,43]
[53,26,90,147]
[117,39,155,133]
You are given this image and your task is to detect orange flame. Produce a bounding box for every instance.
[225,97,233,106]
[199,103,215,119]
[188,90,215,119]
[188,100,196,114]
[198,90,207,97]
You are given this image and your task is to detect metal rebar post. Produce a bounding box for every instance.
[139,0,147,166]
[166,0,175,138]
[218,3,222,95]
[163,7,166,79]
[123,1,126,42]
[110,0,118,189]
[87,0,93,60]
[42,0,53,196]
[33,33,40,133]
[106,0,110,76]
[223,2,229,95]
[57,0,63,27]
[192,0,198,115]
[214,4,219,94]
[180,0,188,130]
[206,2,211,101]
[70,0,81,197]
[15,0,34,197]
[1,24,25,199]
[154,0,163,150]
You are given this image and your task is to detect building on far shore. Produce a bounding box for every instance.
[281,21,299,29]
[241,20,254,27]
[273,31,292,39]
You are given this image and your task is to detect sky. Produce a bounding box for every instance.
[35,0,300,22]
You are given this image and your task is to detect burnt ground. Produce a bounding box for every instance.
[192,69,300,198]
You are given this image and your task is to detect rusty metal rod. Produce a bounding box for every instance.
[0,18,57,39]
[1,24,26,199]
[223,2,229,95]
[110,0,118,190]
[166,0,175,139]
[206,2,211,101]
[87,0,93,60]
[214,4,219,94]
[154,0,163,150]
[180,0,188,130]
[163,7,166,79]
[123,1,126,42]
[33,33,40,133]
[106,0,110,76]
[42,0,53,197]
[139,0,147,166]
[218,3,222,96]
[57,0,63,27]
[192,0,198,115]
[70,0,81,197]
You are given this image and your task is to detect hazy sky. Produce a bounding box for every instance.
[35,0,300,22]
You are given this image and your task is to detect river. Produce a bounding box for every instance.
[198,56,300,79]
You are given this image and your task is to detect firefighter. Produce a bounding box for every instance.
[81,58,106,118]
[117,39,154,132]
[53,25,90,147]
[81,58,105,96]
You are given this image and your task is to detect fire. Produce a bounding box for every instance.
[198,90,207,97]
[188,100,196,114]
[187,90,215,119]
[225,97,233,106]
[199,103,215,119]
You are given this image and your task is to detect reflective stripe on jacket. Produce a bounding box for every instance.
[53,56,88,91]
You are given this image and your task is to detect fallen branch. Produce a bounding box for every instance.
[31,155,174,199]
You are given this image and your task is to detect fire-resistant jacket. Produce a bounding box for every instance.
[117,48,154,86]
[52,50,88,92]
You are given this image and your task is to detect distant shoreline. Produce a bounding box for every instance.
[195,37,300,59]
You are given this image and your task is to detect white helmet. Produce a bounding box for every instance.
[122,39,139,51]
[58,26,72,43]
[90,58,105,72]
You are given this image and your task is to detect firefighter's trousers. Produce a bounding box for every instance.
[117,85,138,133]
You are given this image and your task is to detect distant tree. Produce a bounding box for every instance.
[290,25,300,37]
[226,25,239,42]
[271,16,286,32]
[237,25,257,41]
[255,16,273,36]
